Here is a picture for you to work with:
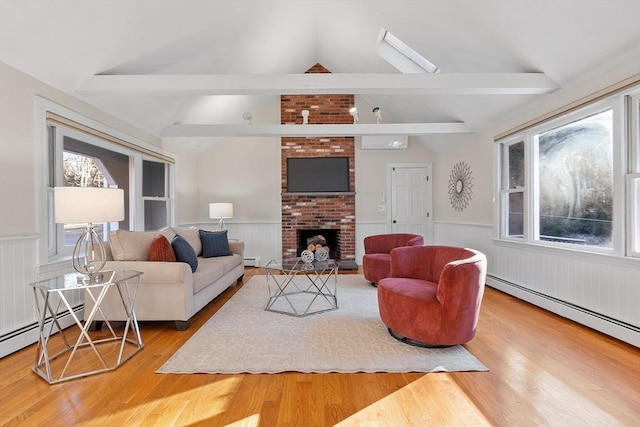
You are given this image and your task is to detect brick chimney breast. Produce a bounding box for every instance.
[281,64,356,261]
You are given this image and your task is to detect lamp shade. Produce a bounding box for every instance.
[209,203,233,219]
[54,187,125,223]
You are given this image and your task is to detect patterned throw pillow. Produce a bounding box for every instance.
[148,235,176,262]
[199,230,232,258]
[171,235,198,272]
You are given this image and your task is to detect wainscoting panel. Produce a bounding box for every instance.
[0,236,80,358]
[1,236,39,357]
[434,221,640,346]
[0,236,38,337]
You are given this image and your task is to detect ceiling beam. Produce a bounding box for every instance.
[77,73,558,96]
[161,123,474,138]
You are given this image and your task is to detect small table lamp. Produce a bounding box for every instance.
[209,203,233,231]
[54,187,124,282]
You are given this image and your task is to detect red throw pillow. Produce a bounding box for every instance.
[148,235,176,262]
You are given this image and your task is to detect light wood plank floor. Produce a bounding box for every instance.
[1,267,638,426]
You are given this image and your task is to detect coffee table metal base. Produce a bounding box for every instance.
[265,259,338,317]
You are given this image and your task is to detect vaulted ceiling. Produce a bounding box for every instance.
[1,1,639,153]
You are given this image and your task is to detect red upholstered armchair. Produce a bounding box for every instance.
[377,246,487,347]
[362,233,424,286]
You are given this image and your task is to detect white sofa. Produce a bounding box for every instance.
[85,227,244,330]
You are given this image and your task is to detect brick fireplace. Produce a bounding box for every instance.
[281,64,356,265]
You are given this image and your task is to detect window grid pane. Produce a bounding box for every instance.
[143,160,166,197]
[507,192,524,237]
[144,199,168,231]
[537,110,613,247]
[508,141,525,188]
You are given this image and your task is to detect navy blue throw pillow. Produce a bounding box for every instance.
[171,235,198,272]
[199,230,232,258]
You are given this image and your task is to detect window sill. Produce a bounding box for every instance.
[492,238,640,269]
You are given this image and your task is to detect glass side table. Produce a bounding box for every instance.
[265,258,338,317]
[30,270,143,384]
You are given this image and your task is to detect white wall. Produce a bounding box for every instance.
[355,136,435,221]
[170,145,201,225]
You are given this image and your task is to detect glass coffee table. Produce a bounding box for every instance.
[265,258,338,317]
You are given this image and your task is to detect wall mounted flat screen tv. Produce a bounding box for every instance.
[286,157,350,193]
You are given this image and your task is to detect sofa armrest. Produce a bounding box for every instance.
[229,240,245,259]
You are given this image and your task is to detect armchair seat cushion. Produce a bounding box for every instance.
[378,278,441,343]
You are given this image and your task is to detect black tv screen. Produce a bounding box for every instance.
[287,157,350,193]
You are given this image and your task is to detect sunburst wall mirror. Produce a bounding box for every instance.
[448,161,474,212]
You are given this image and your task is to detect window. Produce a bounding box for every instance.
[46,118,174,260]
[501,140,525,238]
[536,109,613,247]
[497,85,639,257]
[628,92,640,257]
[142,160,170,231]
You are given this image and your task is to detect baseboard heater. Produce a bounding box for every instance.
[244,257,261,267]
[0,305,83,358]
[486,274,639,346]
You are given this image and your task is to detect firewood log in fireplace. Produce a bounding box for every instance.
[306,235,329,254]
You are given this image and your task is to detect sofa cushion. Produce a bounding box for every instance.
[192,257,226,294]
[149,235,176,262]
[110,230,173,261]
[172,227,202,256]
[199,230,231,257]
[222,253,242,275]
[171,235,198,273]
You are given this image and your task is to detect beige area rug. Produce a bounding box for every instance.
[157,275,488,374]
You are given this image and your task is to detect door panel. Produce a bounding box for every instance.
[390,165,432,241]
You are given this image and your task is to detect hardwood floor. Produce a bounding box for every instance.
[1,267,638,426]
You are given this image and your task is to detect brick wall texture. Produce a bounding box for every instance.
[281,63,356,260]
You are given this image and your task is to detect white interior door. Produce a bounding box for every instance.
[388,164,433,242]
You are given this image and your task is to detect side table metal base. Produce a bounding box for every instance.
[31,271,143,384]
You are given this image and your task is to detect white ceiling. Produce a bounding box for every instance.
[1,0,639,153]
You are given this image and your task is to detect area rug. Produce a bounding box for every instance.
[157,275,488,374]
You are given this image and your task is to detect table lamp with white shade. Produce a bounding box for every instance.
[209,202,233,231]
[54,187,124,282]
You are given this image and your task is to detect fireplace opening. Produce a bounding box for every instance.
[297,229,340,260]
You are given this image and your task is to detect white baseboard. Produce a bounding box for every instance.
[244,257,261,267]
